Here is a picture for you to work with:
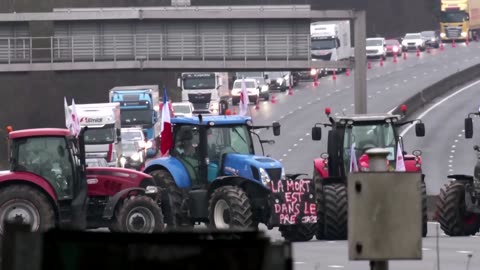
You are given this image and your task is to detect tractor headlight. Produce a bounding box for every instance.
[259,168,271,185]
[131,153,140,161]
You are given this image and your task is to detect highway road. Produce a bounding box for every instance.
[227,43,480,270]
[235,42,480,197]
[266,79,480,270]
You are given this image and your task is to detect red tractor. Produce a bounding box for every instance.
[435,111,480,236]
[310,106,428,240]
[0,126,164,235]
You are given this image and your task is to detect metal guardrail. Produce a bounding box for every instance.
[0,33,310,65]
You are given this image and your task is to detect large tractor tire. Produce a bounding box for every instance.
[113,196,164,233]
[436,181,480,236]
[208,186,255,230]
[0,185,55,236]
[313,169,326,240]
[279,224,316,242]
[421,181,428,237]
[149,169,192,229]
[324,183,348,240]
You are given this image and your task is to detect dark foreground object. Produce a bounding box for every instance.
[1,222,292,270]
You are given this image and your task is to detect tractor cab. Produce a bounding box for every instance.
[166,115,281,187]
[311,106,425,178]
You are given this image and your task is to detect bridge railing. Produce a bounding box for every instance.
[0,33,311,65]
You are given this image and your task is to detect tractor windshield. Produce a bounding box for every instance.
[12,136,74,199]
[343,122,397,167]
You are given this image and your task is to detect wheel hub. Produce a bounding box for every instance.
[0,200,40,234]
[126,206,155,233]
[213,199,231,229]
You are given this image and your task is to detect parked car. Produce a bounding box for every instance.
[420,30,440,48]
[385,39,402,57]
[231,78,260,105]
[366,37,387,60]
[401,33,426,51]
[172,102,195,117]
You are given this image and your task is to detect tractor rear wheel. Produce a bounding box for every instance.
[313,169,325,240]
[421,181,428,237]
[208,186,255,230]
[0,185,55,236]
[149,169,192,229]
[324,183,348,240]
[113,196,164,233]
[437,181,480,236]
[279,224,316,242]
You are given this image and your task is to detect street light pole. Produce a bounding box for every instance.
[353,10,367,114]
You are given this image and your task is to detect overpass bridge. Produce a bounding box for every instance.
[0,5,359,72]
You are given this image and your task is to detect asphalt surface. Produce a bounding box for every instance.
[231,42,480,196]
[226,43,480,270]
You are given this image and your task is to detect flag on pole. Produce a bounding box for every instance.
[395,141,406,171]
[349,142,359,172]
[160,87,173,157]
[71,99,81,137]
[64,97,73,133]
[239,77,249,116]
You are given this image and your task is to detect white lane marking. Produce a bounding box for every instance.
[327,93,331,96]
[368,95,372,99]
[280,115,285,119]
[403,79,408,83]
[346,85,351,88]
[449,160,453,163]
[413,76,417,79]
[452,145,456,148]
[298,106,303,109]
[350,103,354,107]
[317,97,321,100]
[449,169,454,172]
[451,150,455,153]
[457,250,473,254]
[458,134,462,137]
[299,138,304,141]
[385,87,390,90]
[289,111,293,114]
[307,101,312,105]
[376,91,381,94]
[454,139,459,142]
[288,149,292,152]
[400,79,480,136]
[295,262,306,264]
[328,265,344,268]
[293,144,298,147]
[449,155,454,158]
[283,154,287,157]
[279,159,283,162]
[327,241,336,243]
[394,83,399,87]
[306,133,310,136]
[422,248,431,251]
[428,221,439,224]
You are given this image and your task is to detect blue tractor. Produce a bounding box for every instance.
[143,115,318,241]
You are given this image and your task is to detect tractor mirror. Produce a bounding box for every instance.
[116,129,122,142]
[465,118,474,139]
[177,78,182,88]
[312,126,322,141]
[272,122,281,136]
[415,122,425,137]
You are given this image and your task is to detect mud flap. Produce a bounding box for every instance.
[268,178,317,227]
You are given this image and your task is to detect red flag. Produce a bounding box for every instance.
[160,87,173,156]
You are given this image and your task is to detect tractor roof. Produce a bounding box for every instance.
[9,128,71,140]
[171,115,252,126]
[333,113,401,122]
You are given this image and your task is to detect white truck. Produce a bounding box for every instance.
[70,103,122,167]
[177,72,229,114]
[310,20,353,73]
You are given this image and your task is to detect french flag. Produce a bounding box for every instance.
[160,87,173,157]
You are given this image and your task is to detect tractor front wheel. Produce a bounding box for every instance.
[279,224,316,242]
[113,196,164,233]
[436,181,480,236]
[324,183,348,240]
[208,186,255,230]
[0,185,55,236]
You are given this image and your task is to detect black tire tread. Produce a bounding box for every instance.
[313,169,325,240]
[436,181,480,236]
[279,224,316,242]
[324,183,348,240]
[150,169,190,227]
[421,181,428,237]
[208,185,254,229]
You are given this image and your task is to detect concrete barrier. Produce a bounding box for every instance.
[391,62,480,221]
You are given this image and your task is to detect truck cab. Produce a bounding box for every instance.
[310,20,353,73]
[177,72,229,115]
[109,85,160,159]
[439,0,475,41]
[71,103,122,167]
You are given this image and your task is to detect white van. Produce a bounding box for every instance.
[231,78,260,105]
